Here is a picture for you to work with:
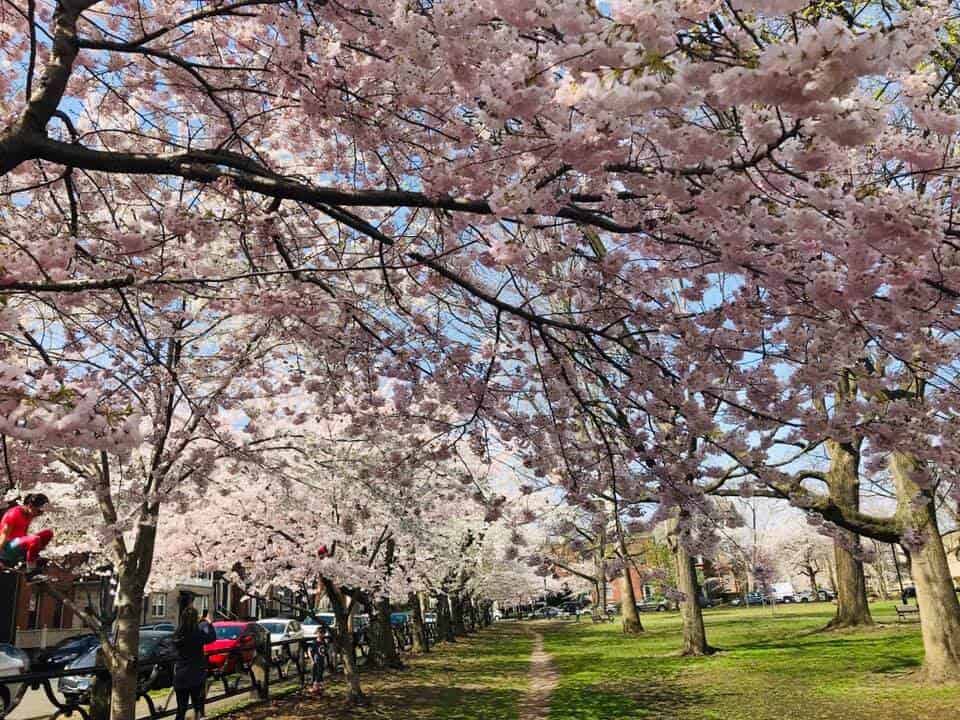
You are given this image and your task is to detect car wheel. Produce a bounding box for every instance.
[657,605,665,612]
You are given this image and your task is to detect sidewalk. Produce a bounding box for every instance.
[8,677,303,720]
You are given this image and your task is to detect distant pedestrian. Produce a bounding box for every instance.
[173,606,216,720]
[309,623,331,694]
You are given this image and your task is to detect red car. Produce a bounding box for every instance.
[205,621,266,673]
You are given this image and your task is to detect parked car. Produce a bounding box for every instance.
[731,592,766,606]
[59,630,175,704]
[770,582,797,603]
[530,606,561,619]
[636,598,669,612]
[257,618,303,659]
[817,589,837,601]
[140,622,175,632]
[205,621,268,674]
[301,613,336,637]
[32,633,99,673]
[794,591,814,603]
[0,643,29,716]
[697,596,722,608]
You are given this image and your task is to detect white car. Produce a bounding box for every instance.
[257,618,304,658]
[301,613,337,636]
[0,643,30,716]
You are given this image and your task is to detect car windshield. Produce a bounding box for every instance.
[53,635,92,651]
[71,647,98,668]
[215,626,244,640]
[138,636,167,658]
[259,622,286,634]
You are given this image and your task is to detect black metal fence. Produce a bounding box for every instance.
[0,619,439,720]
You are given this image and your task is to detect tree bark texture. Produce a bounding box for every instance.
[892,452,960,681]
[617,533,644,634]
[669,516,714,656]
[825,438,873,629]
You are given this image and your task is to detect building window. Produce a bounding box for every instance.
[150,593,166,618]
[194,594,210,615]
[215,580,229,613]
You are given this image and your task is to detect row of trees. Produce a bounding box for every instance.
[5,0,960,717]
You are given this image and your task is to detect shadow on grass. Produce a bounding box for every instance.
[369,684,526,720]
[548,670,709,720]
[223,685,526,720]
[222,625,534,720]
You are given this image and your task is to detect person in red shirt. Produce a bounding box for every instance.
[0,494,53,576]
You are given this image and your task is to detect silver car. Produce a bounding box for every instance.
[257,619,303,660]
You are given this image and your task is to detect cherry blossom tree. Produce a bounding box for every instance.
[8,0,960,696]
[22,290,290,718]
[152,408,511,704]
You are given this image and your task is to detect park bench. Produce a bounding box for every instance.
[895,604,920,622]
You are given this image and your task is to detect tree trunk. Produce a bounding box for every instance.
[106,581,142,720]
[89,650,111,720]
[825,438,873,628]
[829,538,873,627]
[892,452,960,681]
[480,600,492,627]
[103,516,158,720]
[437,594,455,643]
[410,591,428,653]
[322,579,365,704]
[617,532,643,634]
[463,595,476,632]
[872,542,890,600]
[451,593,467,636]
[373,595,402,668]
[669,517,714,656]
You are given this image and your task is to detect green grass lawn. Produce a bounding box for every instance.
[222,624,533,720]
[542,601,960,720]
[213,603,960,720]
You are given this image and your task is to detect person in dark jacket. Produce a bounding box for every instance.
[309,623,331,694]
[173,606,216,720]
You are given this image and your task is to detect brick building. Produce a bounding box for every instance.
[0,563,110,653]
[0,566,326,658]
